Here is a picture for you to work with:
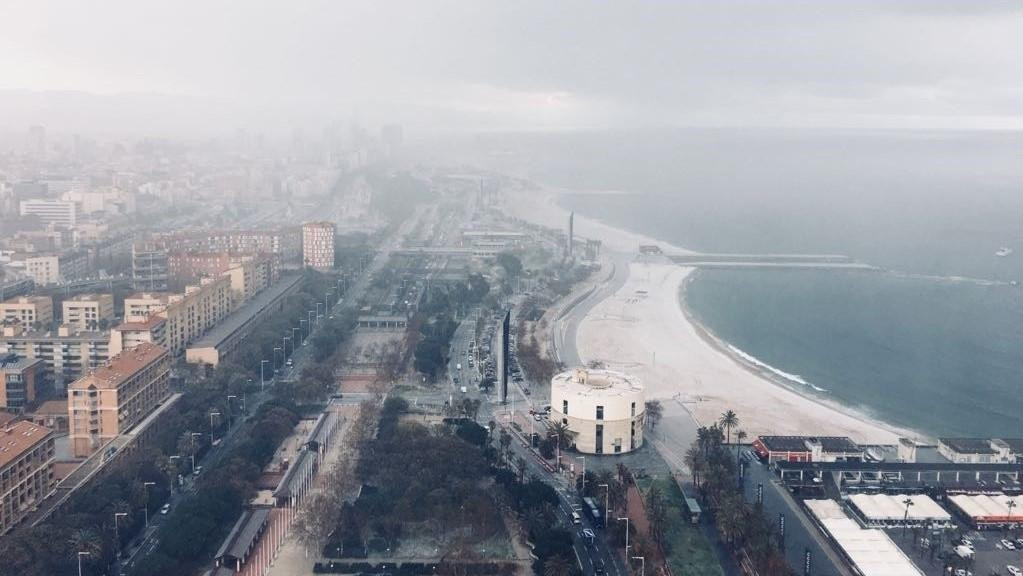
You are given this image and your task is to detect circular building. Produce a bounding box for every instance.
[550,368,645,455]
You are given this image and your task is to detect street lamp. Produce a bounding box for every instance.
[77,551,90,576]
[598,483,610,528]
[260,360,270,390]
[167,456,180,493]
[190,432,202,472]
[113,512,128,558]
[283,336,291,357]
[300,318,308,336]
[210,411,221,444]
[273,347,283,371]
[227,395,237,426]
[292,327,300,345]
[1008,500,1018,527]
[143,481,156,527]
[308,310,315,326]
[901,497,914,538]
[631,556,645,576]
[618,517,631,555]
[316,302,323,318]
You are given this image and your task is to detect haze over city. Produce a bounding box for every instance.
[2,3,1023,576]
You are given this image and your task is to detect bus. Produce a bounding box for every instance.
[582,496,604,528]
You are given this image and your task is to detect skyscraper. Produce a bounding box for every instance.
[302,222,336,270]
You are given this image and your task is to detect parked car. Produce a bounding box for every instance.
[1003,540,1017,551]
[160,503,171,515]
[1006,566,1021,576]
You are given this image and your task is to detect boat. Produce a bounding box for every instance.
[996,247,1013,257]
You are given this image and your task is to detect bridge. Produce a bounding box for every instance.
[669,253,878,270]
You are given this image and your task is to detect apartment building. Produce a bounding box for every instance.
[302,221,335,270]
[0,356,44,412]
[1,324,109,391]
[109,316,167,356]
[0,421,55,534]
[131,242,169,292]
[18,198,77,227]
[224,254,279,307]
[68,342,170,457]
[123,293,170,322]
[0,296,54,328]
[22,251,88,286]
[61,293,114,331]
[156,228,301,264]
[155,276,231,355]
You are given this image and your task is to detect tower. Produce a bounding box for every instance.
[498,310,510,403]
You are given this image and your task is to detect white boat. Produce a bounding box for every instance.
[996,247,1013,257]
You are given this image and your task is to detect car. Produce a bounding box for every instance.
[1016,538,1023,549]
[1007,566,1021,576]
[571,512,582,525]
[160,503,171,515]
[286,358,293,367]
[193,465,203,476]
[581,528,595,544]
[533,413,542,421]
[1004,540,1017,551]
[594,560,607,576]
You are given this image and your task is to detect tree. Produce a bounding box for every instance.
[644,400,663,431]
[516,456,528,483]
[718,410,739,444]
[543,554,575,576]
[497,253,524,279]
[645,484,668,545]
[547,421,576,451]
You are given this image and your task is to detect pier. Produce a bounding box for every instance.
[669,252,878,270]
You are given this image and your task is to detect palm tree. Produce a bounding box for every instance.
[547,420,576,450]
[515,456,528,483]
[67,527,103,566]
[544,555,574,576]
[645,485,668,545]
[616,462,631,485]
[522,507,544,538]
[718,410,739,444]
[735,429,748,465]
[644,400,663,431]
[684,445,704,487]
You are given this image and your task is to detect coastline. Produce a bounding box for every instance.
[503,183,914,444]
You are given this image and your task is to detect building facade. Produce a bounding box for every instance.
[155,276,232,355]
[1,324,109,391]
[132,242,169,292]
[0,356,44,412]
[61,293,114,331]
[0,421,55,534]
[18,199,77,227]
[68,342,171,457]
[302,222,335,270]
[549,368,645,455]
[109,316,167,356]
[0,296,54,328]
[123,293,169,322]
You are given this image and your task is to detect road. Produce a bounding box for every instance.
[552,251,630,367]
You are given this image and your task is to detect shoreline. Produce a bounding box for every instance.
[503,183,913,444]
[677,268,921,443]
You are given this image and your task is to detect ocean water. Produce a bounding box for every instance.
[465,128,1023,438]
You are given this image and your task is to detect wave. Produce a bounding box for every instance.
[726,344,828,393]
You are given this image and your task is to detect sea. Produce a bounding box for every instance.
[462,127,1023,438]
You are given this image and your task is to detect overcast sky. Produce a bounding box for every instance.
[1,0,1021,133]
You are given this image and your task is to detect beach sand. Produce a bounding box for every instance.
[504,185,907,444]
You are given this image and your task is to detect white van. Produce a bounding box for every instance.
[571,512,582,525]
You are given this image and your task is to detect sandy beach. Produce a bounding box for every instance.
[503,184,907,445]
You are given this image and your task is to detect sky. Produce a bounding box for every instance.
[1,0,1021,134]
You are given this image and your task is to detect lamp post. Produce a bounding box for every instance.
[113,512,127,558]
[308,310,315,326]
[260,360,269,391]
[210,411,221,444]
[77,551,89,576]
[273,347,283,371]
[283,336,291,358]
[190,432,202,472]
[167,456,180,493]
[143,481,156,527]
[316,302,323,318]
[552,433,561,472]
[599,483,610,528]
[300,319,308,337]
[292,327,300,346]
[227,395,237,426]
[1008,500,1017,529]
[618,517,630,555]
[631,556,645,576]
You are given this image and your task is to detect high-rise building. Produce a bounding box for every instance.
[18,199,76,227]
[68,342,170,457]
[302,222,335,270]
[0,296,54,328]
[0,421,54,534]
[132,242,169,292]
[61,293,115,331]
[155,276,232,354]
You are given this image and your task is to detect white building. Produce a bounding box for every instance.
[19,199,77,227]
[302,221,335,270]
[62,293,115,331]
[550,368,645,455]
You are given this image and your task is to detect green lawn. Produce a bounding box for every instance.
[639,477,724,576]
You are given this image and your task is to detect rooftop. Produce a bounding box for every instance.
[758,435,860,453]
[1,295,50,306]
[113,316,167,331]
[69,342,167,391]
[940,437,997,455]
[63,293,110,302]
[0,355,44,373]
[0,420,52,469]
[31,399,69,416]
[214,507,271,563]
[551,368,643,397]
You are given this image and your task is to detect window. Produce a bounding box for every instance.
[595,424,604,454]
[631,402,636,417]
[562,400,568,415]
[596,405,604,420]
